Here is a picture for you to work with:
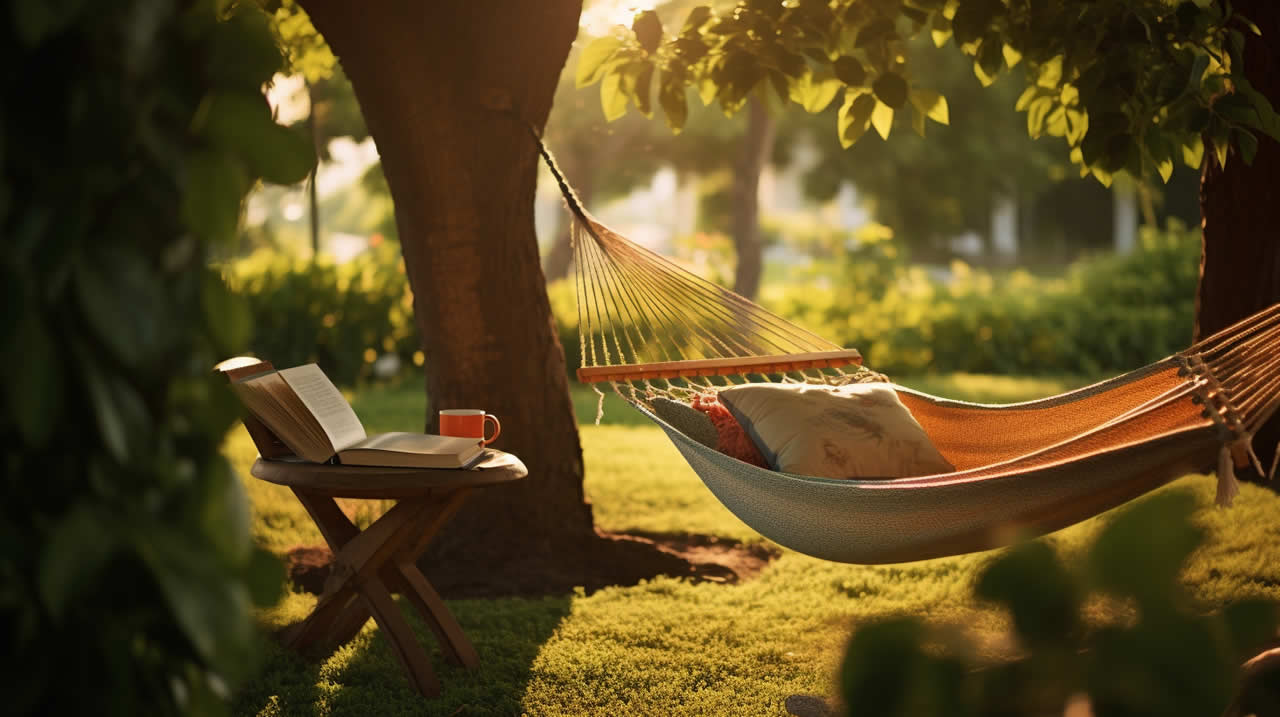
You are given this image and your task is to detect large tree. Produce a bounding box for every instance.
[296,1,596,570]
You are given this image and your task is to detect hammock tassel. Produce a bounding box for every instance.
[1217,443,1240,507]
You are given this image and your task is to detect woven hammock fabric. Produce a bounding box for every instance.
[537,139,1280,563]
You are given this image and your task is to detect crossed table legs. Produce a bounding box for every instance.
[281,488,478,696]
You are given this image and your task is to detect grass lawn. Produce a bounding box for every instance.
[229,374,1280,716]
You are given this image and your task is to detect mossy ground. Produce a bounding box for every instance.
[230,375,1280,716]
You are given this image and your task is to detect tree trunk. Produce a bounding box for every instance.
[731,98,776,299]
[1197,0,1280,477]
[300,0,593,558]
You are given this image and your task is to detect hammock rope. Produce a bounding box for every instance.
[535,135,1280,563]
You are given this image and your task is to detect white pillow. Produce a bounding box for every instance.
[717,382,953,479]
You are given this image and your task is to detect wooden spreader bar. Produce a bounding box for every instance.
[575,349,863,384]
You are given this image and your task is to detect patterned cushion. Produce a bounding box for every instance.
[687,394,770,468]
[717,382,954,479]
[650,397,718,449]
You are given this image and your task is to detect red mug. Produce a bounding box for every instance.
[439,409,501,445]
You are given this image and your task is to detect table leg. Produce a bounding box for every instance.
[358,578,441,697]
[396,561,479,668]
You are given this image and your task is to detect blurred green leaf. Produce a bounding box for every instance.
[841,618,926,717]
[38,505,119,619]
[577,35,623,87]
[202,271,253,354]
[633,10,662,54]
[977,541,1080,648]
[1088,489,1204,608]
[834,56,866,87]
[197,91,314,184]
[872,72,908,109]
[5,313,62,446]
[182,148,250,244]
[1221,600,1279,662]
[244,547,286,607]
[75,248,172,366]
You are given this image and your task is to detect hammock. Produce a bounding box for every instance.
[537,142,1280,564]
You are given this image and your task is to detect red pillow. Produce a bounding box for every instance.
[689,393,770,468]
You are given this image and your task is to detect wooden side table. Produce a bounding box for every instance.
[249,451,527,696]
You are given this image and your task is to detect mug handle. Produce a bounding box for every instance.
[483,414,502,445]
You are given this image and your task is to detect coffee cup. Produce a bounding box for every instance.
[439,409,501,445]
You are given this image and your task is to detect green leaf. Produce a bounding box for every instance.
[838,90,876,148]
[1088,489,1203,607]
[1037,55,1064,88]
[182,149,250,244]
[77,350,150,463]
[75,248,172,366]
[930,28,951,47]
[197,91,314,185]
[1002,44,1021,68]
[791,71,842,114]
[39,505,119,619]
[1014,86,1039,112]
[660,78,689,131]
[951,0,1000,45]
[833,56,867,87]
[841,618,927,717]
[973,60,995,87]
[244,547,286,607]
[909,89,948,125]
[1221,600,1279,661]
[1182,136,1204,169]
[977,541,1080,648]
[1235,129,1258,165]
[5,313,61,446]
[576,35,623,87]
[855,18,897,48]
[601,70,629,121]
[1026,96,1053,137]
[872,72,909,109]
[205,6,282,89]
[200,458,252,566]
[871,101,894,140]
[634,63,654,117]
[202,271,253,358]
[633,10,662,54]
[681,6,712,34]
[134,524,257,684]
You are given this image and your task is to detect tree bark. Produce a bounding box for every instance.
[730,98,776,299]
[1197,0,1280,477]
[300,0,593,557]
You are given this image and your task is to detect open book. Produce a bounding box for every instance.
[229,364,484,468]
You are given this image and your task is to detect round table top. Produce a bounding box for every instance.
[249,449,527,499]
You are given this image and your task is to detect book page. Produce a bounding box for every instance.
[278,364,367,452]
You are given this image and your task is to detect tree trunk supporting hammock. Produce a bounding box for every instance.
[537,139,1280,564]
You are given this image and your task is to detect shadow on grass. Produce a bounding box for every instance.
[233,594,571,716]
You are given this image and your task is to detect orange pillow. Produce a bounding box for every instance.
[689,393,770,468]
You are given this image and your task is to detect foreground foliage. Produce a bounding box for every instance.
[1,1,311,713]
[841,489,1279,717]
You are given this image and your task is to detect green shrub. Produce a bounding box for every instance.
[223,241,419,386]
[1,2,308,714]
[840,489,1278,717]
[549,223,1200,378]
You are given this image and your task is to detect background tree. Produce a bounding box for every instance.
[581,0,1280,474]
[1,1,312,713]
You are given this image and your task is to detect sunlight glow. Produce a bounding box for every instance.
[579,0,657,36]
